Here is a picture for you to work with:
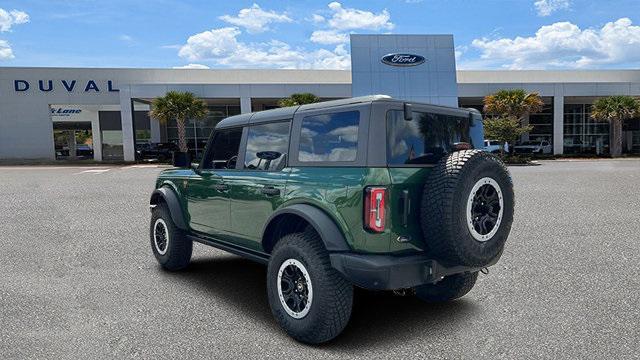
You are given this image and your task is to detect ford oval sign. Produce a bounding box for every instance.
[381,53,425,67]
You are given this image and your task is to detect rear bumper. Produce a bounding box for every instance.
[329,252,497,290]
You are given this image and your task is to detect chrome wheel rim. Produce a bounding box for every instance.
[466,177,504,242]
[277,259,313,319]
[153,218,169,255]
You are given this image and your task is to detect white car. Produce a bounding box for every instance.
[514,140,552,154]
[483,140,508,154]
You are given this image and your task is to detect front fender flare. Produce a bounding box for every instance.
[263,204,351,252]
[150,187,188,230]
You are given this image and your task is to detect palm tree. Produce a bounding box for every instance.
[149,91,208,154]
[591,95,640,157]
[483,89,544,120]
[278,93,320,107]
[483,89,544,155]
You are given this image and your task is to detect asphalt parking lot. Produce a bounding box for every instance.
[1,160,639,359]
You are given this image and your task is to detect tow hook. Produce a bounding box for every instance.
[480,267,489,275]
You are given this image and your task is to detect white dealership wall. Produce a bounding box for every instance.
[0,68,350,161]
[458,70,640,154]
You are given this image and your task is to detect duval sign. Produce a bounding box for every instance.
[381,53,426,67]
[13,79,119,93]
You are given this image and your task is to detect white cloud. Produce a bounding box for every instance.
[310,14,325,23]
[219,3,292,33]
[173,63,210,69]
[0,39,14,59]
[179,27,243,60]
[471,18,640,69]
[0,8,29,32]
[178,27,350,69]
[534,0,570,16]
[307,2,393,46]
[310,44,351,69]
[0,8,28,61]
[324,2,393,31]
[455,45,468,62]
[310,30,348,45]
[119,34,133,42]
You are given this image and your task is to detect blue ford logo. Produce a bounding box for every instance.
[381,53,425,67]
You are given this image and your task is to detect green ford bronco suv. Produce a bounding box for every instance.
[149,95,514,344]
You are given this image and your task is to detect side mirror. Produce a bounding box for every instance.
[190,163,200,173]
[172,151,191,168]
[403,103,413,121]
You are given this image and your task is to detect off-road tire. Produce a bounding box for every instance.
[150,203,192,271]
[421,150,514,267]
[267,229,353,344]
[415,272,478,302]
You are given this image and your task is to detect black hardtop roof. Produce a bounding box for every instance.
[215,95,479,129]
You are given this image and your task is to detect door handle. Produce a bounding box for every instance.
[212,184,229,192]
[261,187,280,196]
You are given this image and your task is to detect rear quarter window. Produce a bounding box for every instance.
[298,111,360,162]
[387,110,470,165]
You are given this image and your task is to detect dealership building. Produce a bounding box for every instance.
[1,34,639,162]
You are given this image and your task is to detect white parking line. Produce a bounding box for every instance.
[122,164,164,169]
[73,169,111,175]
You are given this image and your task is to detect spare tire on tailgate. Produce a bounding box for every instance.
[421,150,514,267]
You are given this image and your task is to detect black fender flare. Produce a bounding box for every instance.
[150,187,188,230]
[262,204,351,252]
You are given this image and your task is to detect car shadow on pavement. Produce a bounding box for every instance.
[176,255,274,326]
[175,254,480,350]
[329,289,479,350]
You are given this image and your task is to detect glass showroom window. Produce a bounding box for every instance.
[459,98,553,147]
[563,104,610,155]
[165,104,241,159]
[633,131,640,153]
[528,101,553,145]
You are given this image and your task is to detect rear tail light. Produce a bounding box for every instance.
[364,187,386,232]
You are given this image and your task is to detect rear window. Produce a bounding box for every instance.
[298,111,359,162]
[386,110,471,165]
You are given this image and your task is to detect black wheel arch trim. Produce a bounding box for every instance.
[150,187,188,230]
[262,204,351,252]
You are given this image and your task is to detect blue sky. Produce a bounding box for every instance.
[0,0,639,70]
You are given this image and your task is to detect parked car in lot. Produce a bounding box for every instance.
[483,140,508,153]
[55,144,94,159]
[148,96,515,344]
[136,142,179,162]
[513,140,552,154]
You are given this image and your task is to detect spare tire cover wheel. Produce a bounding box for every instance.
[466,177,504,242]
[420,150,514,267]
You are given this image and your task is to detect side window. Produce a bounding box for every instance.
[298,111,359,162]
[201,127,242,170]
[244,121,290,171]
